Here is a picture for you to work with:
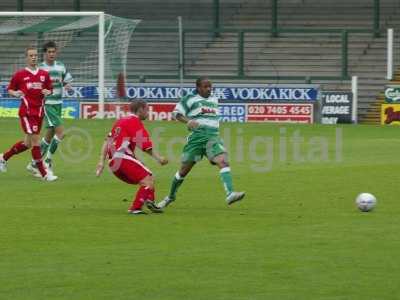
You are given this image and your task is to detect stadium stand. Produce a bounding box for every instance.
[1,0,400,123]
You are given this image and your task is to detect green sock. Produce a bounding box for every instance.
[168,172,185,200]
[40,138,50,157]
[220,167,234,196]
[48,135,62,157]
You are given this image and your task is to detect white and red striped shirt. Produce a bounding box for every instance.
[107,114,153,161]
[8,67,52,117]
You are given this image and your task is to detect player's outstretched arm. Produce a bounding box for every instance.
[144,148,168,166]
[96,139,108,177]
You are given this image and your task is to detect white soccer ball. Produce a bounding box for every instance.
[355,193,377,212]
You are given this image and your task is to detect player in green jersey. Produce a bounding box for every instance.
[157,77,245,209]
[27,41,72,177]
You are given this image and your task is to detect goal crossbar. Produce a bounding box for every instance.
[0,11,107,117]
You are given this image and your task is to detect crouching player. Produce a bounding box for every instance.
[96,100,168,215]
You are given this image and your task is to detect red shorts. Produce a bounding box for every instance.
[109,157,152,185]
[19,115,43,134]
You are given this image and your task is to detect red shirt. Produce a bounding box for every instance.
[8,67,52,117]
[107,114,153,160]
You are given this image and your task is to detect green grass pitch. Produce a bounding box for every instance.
[1,118,400,299]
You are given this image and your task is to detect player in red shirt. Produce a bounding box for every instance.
[96,100,168,214]
[0,46,57,181]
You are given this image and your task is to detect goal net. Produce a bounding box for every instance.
[0,12,140,117]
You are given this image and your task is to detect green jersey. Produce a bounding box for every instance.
[173,93,219,133]
[40,60,72,105]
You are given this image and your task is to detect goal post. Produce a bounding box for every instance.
[0,11,140,118]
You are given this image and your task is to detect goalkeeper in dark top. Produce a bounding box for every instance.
[156,77,245,209]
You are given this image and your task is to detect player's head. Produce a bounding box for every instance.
[43,41,58,63]
[196,77,212,98]
[25,46,38,68]
[130,99,149,120]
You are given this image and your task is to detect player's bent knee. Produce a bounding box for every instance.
[30,134,41,146]
[212,154,228,168]
[55,128,64,140]
[45,131,54,143]
[140,175,154,189]
[24,140,32,149]
[180,162,195,176]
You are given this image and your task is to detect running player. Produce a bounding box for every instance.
[157,77,245,209]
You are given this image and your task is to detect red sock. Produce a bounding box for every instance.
[31,146,47,177]
[130,186,147,211]
[129,186,155,211]
[3,141,28,161]
[145,187,155,202]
